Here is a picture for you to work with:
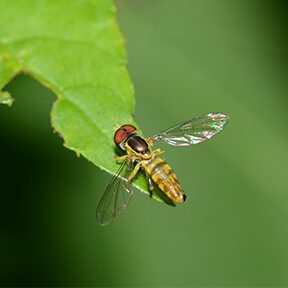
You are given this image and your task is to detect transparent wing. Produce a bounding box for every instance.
[96,158,134,226]
[152,112,229,146]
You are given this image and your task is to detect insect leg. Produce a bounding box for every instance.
[146,174,154,197]
[127,162,141,181]
[153,148,165,156]
[114,155,127,161]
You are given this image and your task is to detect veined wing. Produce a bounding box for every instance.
[96,158,134,225]
[152,112,229,146]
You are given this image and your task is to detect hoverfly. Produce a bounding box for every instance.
[97,112,229,225]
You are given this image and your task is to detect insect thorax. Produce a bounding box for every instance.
[127,135,151,157]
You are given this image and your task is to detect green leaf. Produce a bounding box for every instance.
[0,0,171,204]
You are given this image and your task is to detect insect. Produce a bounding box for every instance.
[97,112,229,225]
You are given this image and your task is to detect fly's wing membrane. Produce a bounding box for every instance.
[152,112,229,146]
[96,159,134,225]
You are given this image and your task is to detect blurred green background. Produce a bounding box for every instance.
[1,0,288,286]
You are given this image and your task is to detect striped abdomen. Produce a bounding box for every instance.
[144,157,186,203]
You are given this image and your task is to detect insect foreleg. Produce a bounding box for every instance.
[114,155,127,161]
[127,162,141,181]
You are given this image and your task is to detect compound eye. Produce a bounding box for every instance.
[113,124,137,147]
[122,124,136,134]
[114,129,127,146]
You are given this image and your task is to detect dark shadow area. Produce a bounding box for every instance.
[0,75,104,286]
[262,0,288,66]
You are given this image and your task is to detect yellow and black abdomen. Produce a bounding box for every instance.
[144,157,186,203]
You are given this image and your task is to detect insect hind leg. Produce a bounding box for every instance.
[146,174,154,197]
